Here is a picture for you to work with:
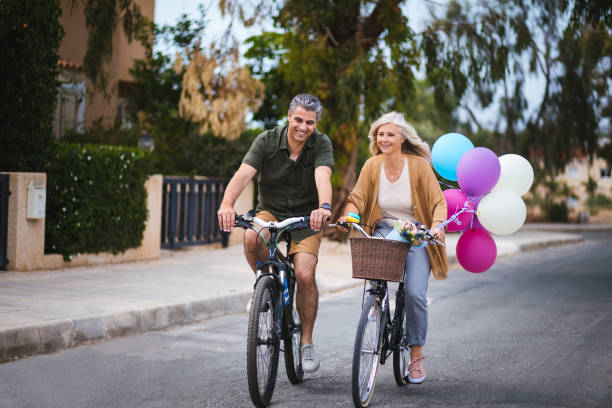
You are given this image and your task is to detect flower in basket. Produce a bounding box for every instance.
[394,220,426,246]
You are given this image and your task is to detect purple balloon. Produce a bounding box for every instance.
[456,228,497,273]
[457,147,501,196]
[443,189,474,232]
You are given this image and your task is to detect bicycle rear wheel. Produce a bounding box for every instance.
[284,276,303,384]
[352,293,383,408]
[247,275,280,407]
[392,300,410,386]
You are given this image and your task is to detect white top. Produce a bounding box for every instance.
[377,159,416,226]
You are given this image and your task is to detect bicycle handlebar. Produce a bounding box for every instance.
[234,214,312,231]
[329,221,444,246]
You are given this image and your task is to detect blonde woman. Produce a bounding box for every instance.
[338,111,448,384]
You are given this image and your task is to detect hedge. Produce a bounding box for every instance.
[45,143,155,260]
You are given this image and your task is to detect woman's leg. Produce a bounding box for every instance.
[403,245,431,358]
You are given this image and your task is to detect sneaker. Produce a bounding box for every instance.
[408,356,426,384]
[301,344,320,373]
[246,299,252,313]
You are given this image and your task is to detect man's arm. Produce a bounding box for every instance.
[217,163,257,231]
[310,165,333,231]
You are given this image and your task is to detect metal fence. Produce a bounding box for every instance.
[161,177,229,249]
[0,174,9,270]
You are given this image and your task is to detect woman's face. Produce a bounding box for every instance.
[376,123,404,155]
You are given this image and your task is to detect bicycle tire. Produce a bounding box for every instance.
[392,296,410,386]
[352,293,383,408]
[284,276,303,384]
[247,275,280,407]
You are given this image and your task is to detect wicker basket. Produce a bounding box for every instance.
[349,238,411,282]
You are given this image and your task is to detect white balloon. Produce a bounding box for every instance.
[492,154,534,196]
[477,190,526,235]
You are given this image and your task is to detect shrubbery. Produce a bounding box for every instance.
[44,143,155,260]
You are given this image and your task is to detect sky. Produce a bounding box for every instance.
[152,0,545,132]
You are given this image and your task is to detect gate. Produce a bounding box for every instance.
[161,177,229,249]
[0,174,9,270]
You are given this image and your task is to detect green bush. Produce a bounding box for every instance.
[44,143,154,260]
[543,201,569,222]
[0,0,63,172]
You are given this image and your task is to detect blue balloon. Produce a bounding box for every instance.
[431,133,474,181]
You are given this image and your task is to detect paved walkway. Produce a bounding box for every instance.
[1,224,600,362]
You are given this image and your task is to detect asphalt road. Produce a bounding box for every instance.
[1,232,611,408]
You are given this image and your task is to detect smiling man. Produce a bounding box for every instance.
[218,94,334,373]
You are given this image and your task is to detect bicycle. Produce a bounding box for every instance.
[233,212,312,408]
[331,219,443,408]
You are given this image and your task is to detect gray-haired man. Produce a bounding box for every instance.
[218,94,334,373]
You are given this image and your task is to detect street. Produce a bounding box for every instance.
[1,232,611,408]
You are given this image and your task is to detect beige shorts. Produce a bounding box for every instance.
[256,211,322,257]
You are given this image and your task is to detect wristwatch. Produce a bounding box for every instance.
[319,203,332,212]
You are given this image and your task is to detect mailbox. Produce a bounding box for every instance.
[27,180,46,219]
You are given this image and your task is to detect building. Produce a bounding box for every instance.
[54,0,155,137]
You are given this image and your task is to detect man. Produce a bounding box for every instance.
[217,93,333,373]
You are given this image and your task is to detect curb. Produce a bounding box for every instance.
[0,281,363,363]
[0,235,586,363]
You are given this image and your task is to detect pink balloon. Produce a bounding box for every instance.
[443,189,474,232]
[460,214,486,232]
[457,147,501,196]
[456,228,497,273]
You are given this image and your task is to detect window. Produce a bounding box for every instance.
[600,168,611,179]
[567,166,579,179]
[54,80,85,138]
[567,197,578,208]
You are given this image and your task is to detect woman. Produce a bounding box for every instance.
[338,111,448,384]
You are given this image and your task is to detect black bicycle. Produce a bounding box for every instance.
[332,221,443,408]
[234,212,311,408]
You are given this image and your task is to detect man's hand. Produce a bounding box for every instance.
[217,204,236,232]
[309,207,331,232]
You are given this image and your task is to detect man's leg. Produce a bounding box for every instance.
[293,252,318,344]
[244,211,275,272]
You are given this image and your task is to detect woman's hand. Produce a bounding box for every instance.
[336,215,350,232]
[431,223,445,242]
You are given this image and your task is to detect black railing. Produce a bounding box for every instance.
[161,177,230,249]
[0,174,10,270]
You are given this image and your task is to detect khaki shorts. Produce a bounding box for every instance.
[256,211,322,257]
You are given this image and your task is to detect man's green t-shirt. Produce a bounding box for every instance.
[242,125,334,240]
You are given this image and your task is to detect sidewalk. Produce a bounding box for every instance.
[0,224,596,362]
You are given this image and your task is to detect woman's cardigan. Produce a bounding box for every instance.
[347,154,449,280]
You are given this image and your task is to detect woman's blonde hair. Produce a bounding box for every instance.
[368,112,431,160]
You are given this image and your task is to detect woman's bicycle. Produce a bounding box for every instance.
[331,219,443,408]
[233,212,312,408]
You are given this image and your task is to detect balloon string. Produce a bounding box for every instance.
[433,196,481,232]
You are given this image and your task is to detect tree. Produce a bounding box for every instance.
[422,0,612,173]
[225,0,438,217]
[0,0,64,172]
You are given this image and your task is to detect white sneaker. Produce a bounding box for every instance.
[246,299,252,313]
[301,344,320,373]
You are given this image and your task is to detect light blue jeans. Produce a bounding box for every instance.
[375,223,431,346]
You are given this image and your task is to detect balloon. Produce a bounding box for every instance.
[460,214,485,232]
[442,189,474,232]
[457,147,501,197]
[431,133,474,181]
[492,154,534,196]
[477,190,526,235]
[456,228,497,273]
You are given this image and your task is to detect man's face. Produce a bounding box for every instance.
[287,107,317,144]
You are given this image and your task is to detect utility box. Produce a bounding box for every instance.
[27,180,46,219]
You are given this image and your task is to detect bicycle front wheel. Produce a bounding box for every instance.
[247,275,280,407]
[352,293,383,408]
